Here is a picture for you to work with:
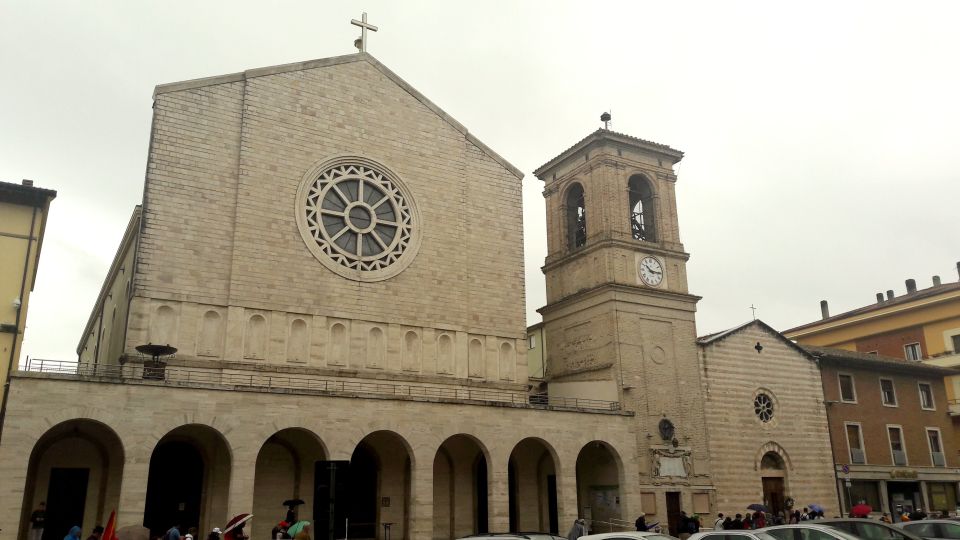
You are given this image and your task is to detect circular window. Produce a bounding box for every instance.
[754,393,774,423]
[296,156,421,281]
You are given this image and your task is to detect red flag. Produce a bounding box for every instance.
[102,511,118,540]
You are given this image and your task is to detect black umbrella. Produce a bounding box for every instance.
[282,499,305,508]
[747,504,768,512]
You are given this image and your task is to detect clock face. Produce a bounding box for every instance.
[639,256,664,287]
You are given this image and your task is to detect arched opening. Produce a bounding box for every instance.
[576,441,622,534]
[143,425,231,537]
[437,333,454,375]
[760,451,787,516]
[252,429,327,540]
[433,435,489,538]
[498,342,514,381]
[346,431,412,540]
[19,420,124,540]
[565,183,586,249]
[329,323,348,366]
[508,438,559,534]
[628,175,656,242]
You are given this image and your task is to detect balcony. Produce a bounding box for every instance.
[949,399,960,416]
[18,358,625,413]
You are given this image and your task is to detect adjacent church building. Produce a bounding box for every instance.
[0,50,841,540]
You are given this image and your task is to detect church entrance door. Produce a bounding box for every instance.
[760,451,787,517]
[666,492,682,537]
[762,478,785,516]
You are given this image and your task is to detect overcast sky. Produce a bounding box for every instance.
[3,1,959,362]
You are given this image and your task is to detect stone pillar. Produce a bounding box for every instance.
[116,452,151,528]
[556,471,579,533]
[409,451,434,540]
[489,464,510,532]
[0,434,32,540]
[226,451,258,519]
[879,481,890,514]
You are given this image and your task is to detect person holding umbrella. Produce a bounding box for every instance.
[282,500,305,524]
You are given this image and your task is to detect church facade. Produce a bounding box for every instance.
[0,52,838,540]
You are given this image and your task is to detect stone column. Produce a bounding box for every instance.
[556,471,579,533]
[226,451,258,519]
[0,433,32,540]
[920,481,931,513]
[488,465,510,533]
[409,451,434,540]
[116,452,151,528]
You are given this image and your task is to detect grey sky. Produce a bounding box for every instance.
[3,1,958,362]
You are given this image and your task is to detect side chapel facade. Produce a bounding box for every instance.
[0,52,838,540]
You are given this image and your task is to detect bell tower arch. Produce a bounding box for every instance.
[534,129,713,511]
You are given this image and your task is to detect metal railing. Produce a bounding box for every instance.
[20,359,622,412]
[587,518,636,534]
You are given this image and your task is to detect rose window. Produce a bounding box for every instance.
[754,393,774,423]
[296,157,421,281]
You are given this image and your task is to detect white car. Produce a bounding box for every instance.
[896,519,960,540]
[689,531,778,540]
[581,532,679,540]
[762,524,863,540]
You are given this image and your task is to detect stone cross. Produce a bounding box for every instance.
[750,304,757,320]
[351,12,378,52]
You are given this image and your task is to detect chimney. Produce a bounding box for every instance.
[876,293,885,303]
[887,290,895,300]
[906,279,917,294]
[933,275,942,287]
[21,179,33,187]
[820,300,830,320]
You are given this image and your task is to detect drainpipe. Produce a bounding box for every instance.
[0,205,39,446]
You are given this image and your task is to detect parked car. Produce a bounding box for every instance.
[762,523,862,540]
[895,519,960,540]
[818,518,925,540]
[458,533,566,540]
[581,533,680,540]
[688,530,778,540]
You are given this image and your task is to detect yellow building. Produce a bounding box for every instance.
[784,271,960,406]
[0,180,56,436]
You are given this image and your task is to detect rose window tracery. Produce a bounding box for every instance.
[296,157,420,281]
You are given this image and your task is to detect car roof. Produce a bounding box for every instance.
[816,519,926,540]
[581,533,678,540]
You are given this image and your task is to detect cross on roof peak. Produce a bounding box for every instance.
[351,12,378,53]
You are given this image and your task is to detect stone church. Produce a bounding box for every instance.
[0,50,838,540]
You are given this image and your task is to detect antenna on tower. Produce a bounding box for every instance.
[600,111,612,130]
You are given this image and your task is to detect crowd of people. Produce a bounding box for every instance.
[712,507,827,530]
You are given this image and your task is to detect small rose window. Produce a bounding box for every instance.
[754,393,774,423]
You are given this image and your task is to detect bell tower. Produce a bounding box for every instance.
[535,128,714,511]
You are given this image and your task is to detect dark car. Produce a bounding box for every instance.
[818,518,925,540]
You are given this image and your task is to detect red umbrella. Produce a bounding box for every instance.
[223,514,253,540]
[851,504,873,517]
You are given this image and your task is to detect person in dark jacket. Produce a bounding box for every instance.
[635,514,647,531]
[722,517,733,530]
[731,514,743,530]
